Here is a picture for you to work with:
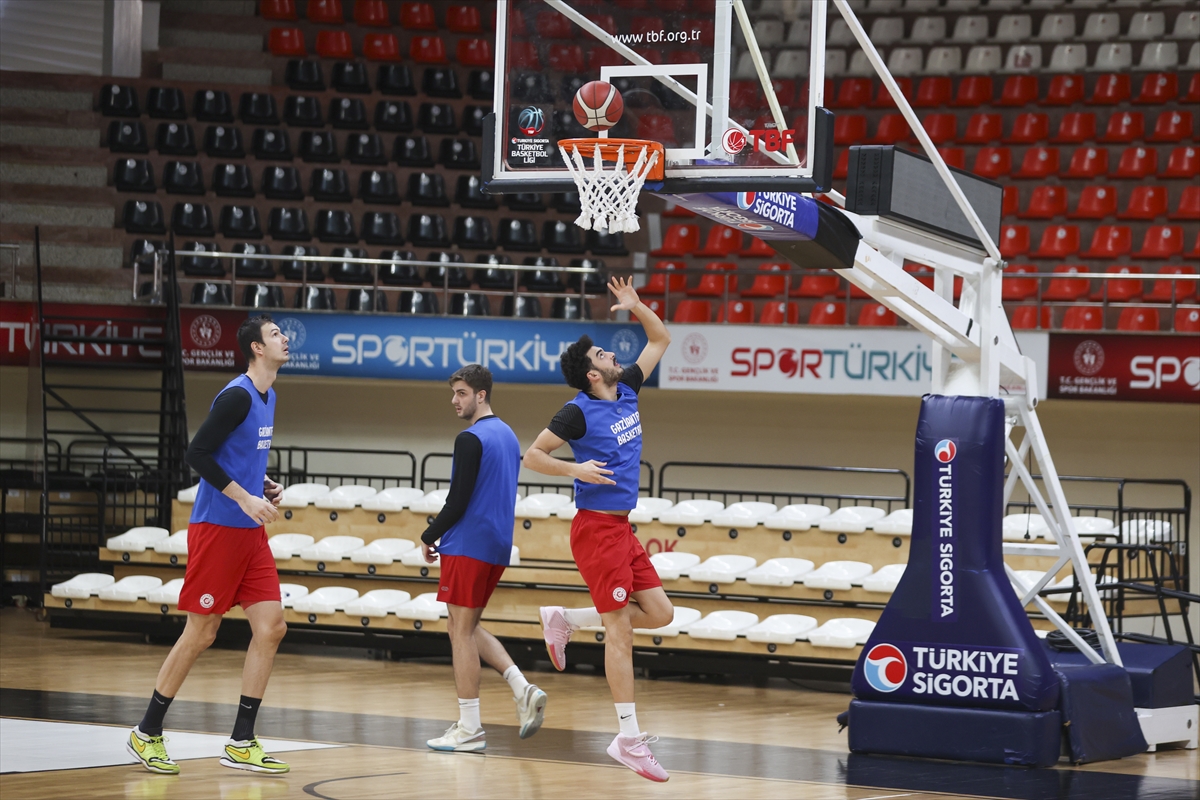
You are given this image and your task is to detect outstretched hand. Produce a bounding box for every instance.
[609,276,640,313]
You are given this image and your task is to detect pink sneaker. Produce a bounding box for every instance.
[607,733,669,782]
[539,606,571,671]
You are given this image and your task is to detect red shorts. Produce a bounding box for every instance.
[437,555,506,609]
[570,509,662,614]
[178,522,280,615]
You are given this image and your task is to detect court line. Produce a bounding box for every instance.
[303,771,411,800]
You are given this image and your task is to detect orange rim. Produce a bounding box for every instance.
[559,138,665,182]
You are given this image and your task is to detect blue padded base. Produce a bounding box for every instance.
[1045,641,1193,709]
[1055,664,1148,764]
[847,700,1062,768]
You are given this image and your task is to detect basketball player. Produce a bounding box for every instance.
[523,277,673,782]
[127,315,290,775]
[422,365,547,752]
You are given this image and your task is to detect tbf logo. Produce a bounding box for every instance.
[722,127,798,154]
[863,643,907,692]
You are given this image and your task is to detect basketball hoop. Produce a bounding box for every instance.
[558,138,664,235]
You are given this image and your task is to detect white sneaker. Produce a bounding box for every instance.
[426,721,486,752]
[515,684,547,739]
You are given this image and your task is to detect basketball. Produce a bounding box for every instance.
[572,80,624,131]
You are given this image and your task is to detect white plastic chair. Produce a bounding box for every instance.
[628,497,675,524]
[885,47,923,77]
[1172,11,1200,39]
[314,484,378,510]
[952,16,989,42]
[350,538,415,565]
[689,555,757,584]
[808,618,876,648]
[925,47,962,76]
[687,610,760,641]
[994,14,1032,42]
[845,51,872,77]
[818,506,886,534]
[1002,513,1050,541]
[268,533,313,560]
[764,504,830,531]
[867,0,903,10]
[176,484,199,502]
[803,561,874,591]
[410,489,450,514]
[944,0,982,9]
[649,551,701,580]
[634,606,702,637]
[828,18,855,47]
[869,17,905,46]
[873,509,913,536]
[785,19,810,45]
[904,0,940,10]
[292,586,359,614]
[862,564,906,593]
[965,46,1002,73]
[299,536,364,562]
[51,573,114,599]
[1128,11,1166,40]
[554,502,578,521]
[909,16,945,43]
[745,557,814,587]
[659,499,725,526]
[279,583,309,608]
[1139,41,1179,70]
[1071,516,1115,538]
[824,49,847,78]
[1037,13,1075,40]
[711,502,777,528]
[153,529,189,555]
[1080,12,1119,41]
[279,483,330,508]
[774,49,808,79]
[746,614,817,645]
[1049,44,1088,73]
[734,51,758,80]
[514,493,572,519]
[146,578,185,605]
[394,592,447,621]
[400,546,436,566]
[99,575,162,601]
[753,19,785,48]
[344,589,411,617]
[360,487,425,512]
[1004,44,1042,72]
[1093,43,1132,71]
[105,527,169,553]
[1188,42,1200,69]
[1120,519,1172,544]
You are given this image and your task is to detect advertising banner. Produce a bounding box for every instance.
[0,302,166,366]
[179,307,248,371]
[1048,334,1200,404]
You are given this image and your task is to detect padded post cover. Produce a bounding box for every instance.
[1055,664,1147,763]
[852,395,1060,712]
[1045,641,1193,709]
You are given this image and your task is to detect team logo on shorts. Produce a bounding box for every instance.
[612,587,627,603]
[441,586,449,592]
[199,593,215,609]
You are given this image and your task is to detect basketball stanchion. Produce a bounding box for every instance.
[558,138,664,234]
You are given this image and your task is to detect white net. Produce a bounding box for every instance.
[559,142,660,235]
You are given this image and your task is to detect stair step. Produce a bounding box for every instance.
[0,201,113,228]
[161,0,256,16]
[161,61,271,87]
[0,124,100,148]
[0,88,92,111]
[160,28,263,52]
[12,241,123,270]
[0,162,106,188]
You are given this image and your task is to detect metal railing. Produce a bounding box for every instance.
[420,452,655,498]
[657,461,911,510]
[268,445,417,491]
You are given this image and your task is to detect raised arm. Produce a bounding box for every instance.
[609,276,671,377]
[523,428,615,485]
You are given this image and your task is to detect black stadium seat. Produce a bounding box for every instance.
[239,92,279,125]
[163,161,204,195]
[374,100,413,132]
[242,284,284,308]
[204,124,244,158]
[408,172,448,206]
[108,120,148,153]
[418,102,457,133]
[462,105,486,137]
[114,159,155,192]
[502,295,542,318]
[451,292,490,316]
[346,133,386,164]
[147,87,186,119]
[100,84,139,117]
[213,163,254,197]
[398,289,439,314]
[522,256,563,292]
[380,250,421,286]
[328,247,371,283]
[299,130,339,162]
[194,89,233,122]
[252,128,292,159]
[280,244,322,280]
[395,135,434,166]
[284,95,323,127]
[123,200,165,233]
[499,218,539,251]
[311,167,351,202]
[512,73,553,103]
[425,251,468,287]
[262,165,304,199]
[295,285,337,310]
[588,229,627,255]
[286,59,325,91]
[332,62,371,93]
[155,122,196,155]
[560,76,586,103]
[220,205,262,238]
[191,282,232,305]
[553,296,588,320]
[439,138,479,169]
[422,67,461,98]
[180,241,221,276]
[572,257,608,293]
[467,69,493,101]
[362,211,404,245]
[552,192,582,214]
[360,170,400,204]
[269,206,311,240]
[231,242,273,278]
[456,175,496,209]
[346,288,387,312]
[544,220,583,253]
[408,214,450,247]
[475,254,514,290]
[331,97,369,129]
[378,64,415,96]
[316,209,357,243]
[507,192,546,211]
[128,239,164,269]
[172,201,214,236]
[454,216,494,249]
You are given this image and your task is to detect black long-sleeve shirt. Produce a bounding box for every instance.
[184,384,269,491]
[420,415,494,546]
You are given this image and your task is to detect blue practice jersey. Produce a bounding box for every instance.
[191,374,275,528]
[435,416,521,565]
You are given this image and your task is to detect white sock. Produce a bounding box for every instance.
[458,698,481,733]
[563,606,602,629]
[503,665,530,697]
[615,703,639,737]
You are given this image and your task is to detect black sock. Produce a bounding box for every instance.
[231,695,262,742]
[139,690,173,737]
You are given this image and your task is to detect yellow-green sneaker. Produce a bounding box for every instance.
[127,727,179,774]
[219,738,290,774]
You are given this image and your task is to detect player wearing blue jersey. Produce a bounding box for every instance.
[523,277,673,782]
[422,365,547,752]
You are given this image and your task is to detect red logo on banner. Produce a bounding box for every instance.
[1049,335,1200,403]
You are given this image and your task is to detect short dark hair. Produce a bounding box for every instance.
[560,335,595,391]
[237,314,274,362]
[449,364,492,403]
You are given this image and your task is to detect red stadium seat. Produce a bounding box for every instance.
[997,75,1038,107]
[1068,185,1117,220]
[1149,110,1193,143]
[363,33,400,62]
[871,77,912,109]
[1133,225,1184,259]
[672,299,712,323]
[857,303,896,327]
[508,41,541,69]
[922,114,956,145]
[938,147,966,170]
[697,225,742,257]
[833,149,850,180]
[1000,225,1030,258]
[872,114,911,144]
[973,147,1011,179]
[306,0,343,24]
[547,44,585,73]
[353,0,389,26]
[1005,113,1049,145]
[717,300,755,324]
[506,7,526,35]
[268,27,306,57]
[585,13,616,36]
[643,298,666,320]
[962,113,1003,144]
[1031,225,1080,259]
[915,77,952,108]
[315,30,353,59]
[1002,264,1038,301]
[1043,265,1090,301]
[261,0,297,20]
[1118,186,1168,220]
[1161,146,1199,179]
[536,10,574,38]
[631,15,664,37]
[1042,74,1084,106]
[687,262,738,297]
[1061,306,1103,331]
[808,301,846,326]
[728,81,758,111]
[903,263,934,290]
[1010,305,1051,330]
[1189,232,1200,259]
[1087,74,1130,106]
[831,78,871,109]
[653,224,700,256]
[759,301,799,325]
[1064,146,1108,179]
[410,35,448,63]
[1175,308,1200,333]
[399,2,436,29]
[1021,185,1068,219]
[644,261,687,295]
[1080,225,1132,259]
[1003,185,1019,217]
[1133,72,1178,105]
[1100,111,1144,143]
[637,113,676,145]
[1013,147,1059,179]
[741,262,790,298]
[1090,265,1143,302]
[952,76,993,107]
[456,38,492,67]
[1145,266,1197,303]
[1052,112,1096,144]
[741,236,775,258]
[791,273,842,298]
[446,5,481,33]
[1185,74,1200,104]
[1114,146,1157,179]
[834,115,868,145]
[1117,307,1159,332]
[1170,186,1200,221]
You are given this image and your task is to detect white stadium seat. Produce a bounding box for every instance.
[1093,43,1132,71]
[944,0,982,9]
[628,497,675,523]
[808,618,876,648]
[848,51,875,77]
[1049,44,1088,73]
[554,502,578,521]
[1172,11,1200,39]
[659,499,725,526]
[99,575,162,601]
[279,483,330,508]
[1120,519,1171,544]
[279,583,309,608]
[910,16,945,43]
[394,592,447,621]
[1037,13,1075,40]
[1051,571,1117,598]
[745,614,818,645]
[514,493,572,519]
[867,0,903,11]
[146,578,185,605]
[964,45,1002,73]
[803,561,874,591]
[1004,44,1042,72]
[869,17,905,46]
[827,18,855,47]
[649,551,701,580]
[994,14,1032,42]
[952,16,989,42]
[773,49,808,79]
[1010,569,1049,595]
[153,529,189,555]
[1127,11,1166,40]
[292,586,359,614]
[1072,516,1115,538]
[1080,12,1119,41]
[1002,513,1050,541]
[51,573,114,599]
[744,557,815,587]
[752,19,785,48]
[818,506,886,534]
[689,555,757,584]
[400,546,436,566]
[925,47,962,76]
[344,589,412,617]
[873,509,913,535]
[268,533,313,560]
[785,19,810,45]
[764,504,830,531]
[105,527,169,553]
[862,564,907,593]
[688,610,760,641]
[711,501,777,528]
[824,49,847,78]
[360,487,426,512]
[176,484,199,502]
[410,489,450,514]
[1187,42,1200,69]
[904,0,940,10]
[635,606,701,637]
[734,51,758,80]
[349,538,416,565]
[510,545,520,566]
[314,484,378,509]
[1139,42,1179,70]
[299,536,364,562]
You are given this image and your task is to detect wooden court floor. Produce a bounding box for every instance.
[0,609,1195,800]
